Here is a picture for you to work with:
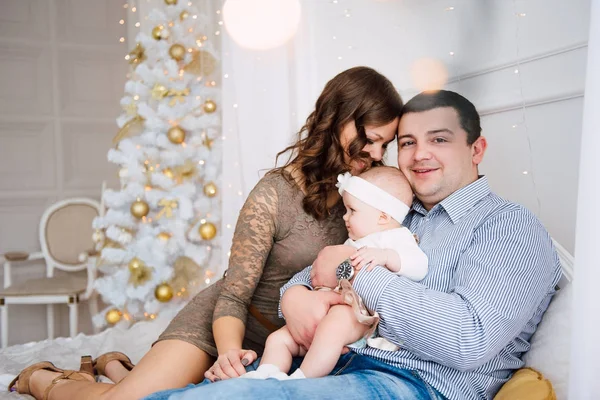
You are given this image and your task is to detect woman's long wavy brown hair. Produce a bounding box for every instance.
[274,66,403,220]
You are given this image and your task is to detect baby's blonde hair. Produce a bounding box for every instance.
[359,166,413,208]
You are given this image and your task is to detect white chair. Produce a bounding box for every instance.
[0,198,101,348]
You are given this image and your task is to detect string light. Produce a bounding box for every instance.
[445,6,455,11]
[512,0,542,213]
[119,19,125,24]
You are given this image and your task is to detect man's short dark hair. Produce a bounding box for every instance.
[400,90,481,145]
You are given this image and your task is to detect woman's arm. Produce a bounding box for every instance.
[209,176,279,379]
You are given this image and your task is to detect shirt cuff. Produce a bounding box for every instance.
[352,266,397,311]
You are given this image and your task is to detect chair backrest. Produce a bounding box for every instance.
[40,198,101,274]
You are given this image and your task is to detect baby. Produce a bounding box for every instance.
[242,166,428,380]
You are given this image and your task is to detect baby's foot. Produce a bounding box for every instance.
[268,368,306,381]
[240,364,281,379]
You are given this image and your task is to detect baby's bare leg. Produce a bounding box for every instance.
[299,305,368,378]
[260,326,307,373]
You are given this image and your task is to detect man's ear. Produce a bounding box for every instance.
[472,136,488,165]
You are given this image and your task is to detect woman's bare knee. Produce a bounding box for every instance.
[100,340,213,400]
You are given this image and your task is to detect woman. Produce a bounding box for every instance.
[9,66,402,400]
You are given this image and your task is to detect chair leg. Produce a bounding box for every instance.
[68,298,78,338]
[88,293,100,334]
[46,304,54,340]
[1,302,7,349]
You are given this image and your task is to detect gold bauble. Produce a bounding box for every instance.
[163,168,174,179]
[157,232,171,241]
[184,50,217,76]
[165,0,177,4]
[203,100,217,114]
[130,199,150,219]
[155,283,174,302]
[167,126,186,144]
[169,44,186,61]
[128,257,144,273]
[152,25,164,40]
[203,182,218,198]
[105,309,121,325]
[180,10,189,20]
[199,222,217,240]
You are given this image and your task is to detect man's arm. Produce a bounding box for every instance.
[352,209,561,372]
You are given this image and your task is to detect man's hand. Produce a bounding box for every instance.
[311,245,355,288]
[280,286,345,349]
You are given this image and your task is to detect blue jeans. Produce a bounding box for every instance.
[143,353,445,400]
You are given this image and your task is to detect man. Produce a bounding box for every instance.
[164,90,562,399]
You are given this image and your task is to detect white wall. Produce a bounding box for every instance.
[0,0,125,345]
[228,0,589,255]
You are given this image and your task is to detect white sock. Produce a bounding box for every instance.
[289,368,306,379]
[240,363,282,379]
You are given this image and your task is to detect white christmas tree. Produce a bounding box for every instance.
[92,0,221,329]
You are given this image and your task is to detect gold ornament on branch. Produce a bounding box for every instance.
[152,25,165,40]
[163,168,174,179]
[157,232,172,241]
[131,198,150,219]
[165,0,177,5]
[151,83,169,100]
[113,115,145,144]
[203,100,217,114]
[184,50,217,76]
[123,101,137,116]
[155,283,174,302]
[199,221,217,240]
[180,10,189,20]
[167,126,186,144]
[129,265,152,286]
[128,43,146,67]
[202,135,214,150]
[167,88,190,106]
[105,309,121,325]
[203,182,218,198]
[169,44,186,61]
[156,199,178,219]
[177,160,196,178]
[128,257,144,274]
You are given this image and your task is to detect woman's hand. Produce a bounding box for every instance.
[204,349,258,382]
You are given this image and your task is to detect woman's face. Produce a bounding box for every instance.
[340,118,399,174]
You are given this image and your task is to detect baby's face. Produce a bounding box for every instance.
[342,192,383,241]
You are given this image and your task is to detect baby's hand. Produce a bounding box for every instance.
[350,247,389,272]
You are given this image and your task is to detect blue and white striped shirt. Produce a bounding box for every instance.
[280,176,562,400]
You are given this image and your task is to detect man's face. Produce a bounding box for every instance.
[397,107,486,210]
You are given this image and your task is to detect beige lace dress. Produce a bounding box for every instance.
[156,171,348,356]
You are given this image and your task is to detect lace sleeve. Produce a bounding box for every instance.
[212,175,279,325]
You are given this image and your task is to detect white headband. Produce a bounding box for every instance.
[336,172,410,223]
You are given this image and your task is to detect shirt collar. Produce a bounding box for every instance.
[410,176,491,224]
